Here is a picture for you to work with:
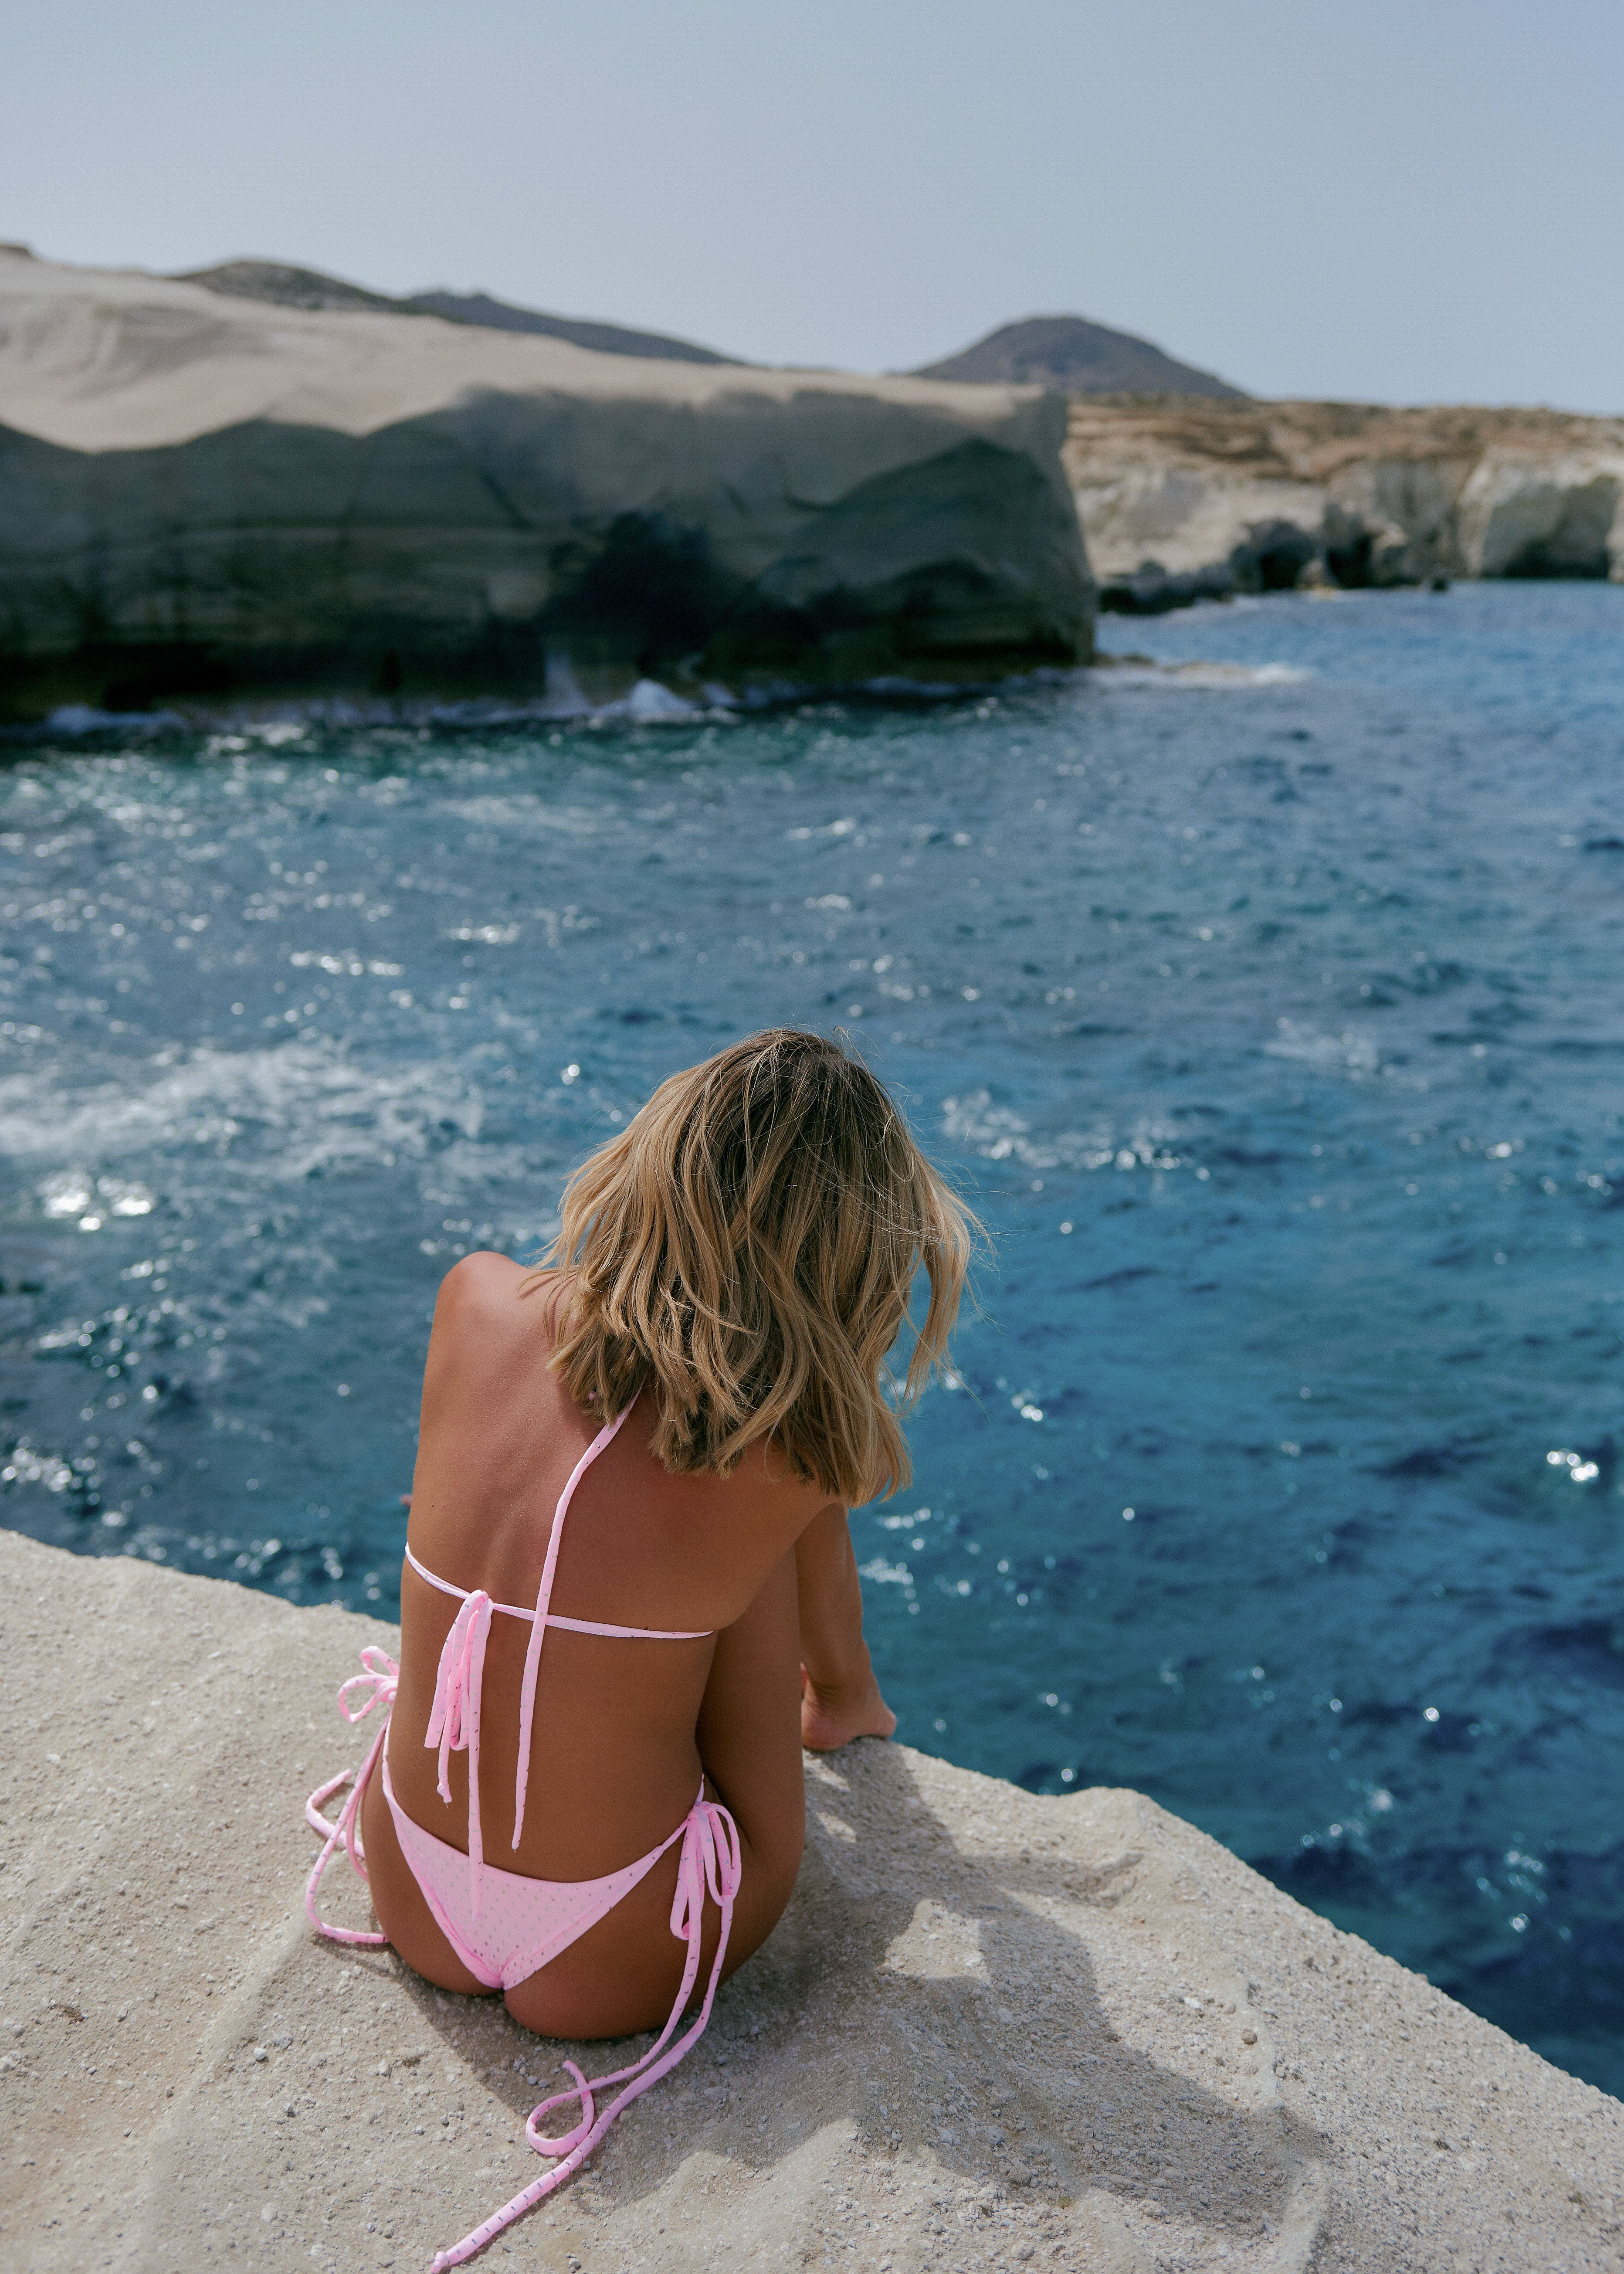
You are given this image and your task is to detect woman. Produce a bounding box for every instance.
[305,1029,971,2267]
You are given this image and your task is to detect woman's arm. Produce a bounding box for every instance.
[795,1502,898,1751]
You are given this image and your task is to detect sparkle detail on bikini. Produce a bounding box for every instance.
[303,1407,741,2271]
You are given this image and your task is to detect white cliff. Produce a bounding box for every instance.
[3,1529,1620,2273]
[1456,449,1624,580]
[1064,397,1624,610]
[0,250,1092,718]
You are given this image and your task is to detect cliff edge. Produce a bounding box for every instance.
[3,1530,1619,2273]
[0,251,1092,719]
[1066,396,1624,611]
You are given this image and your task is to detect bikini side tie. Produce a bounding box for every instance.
[427,1794,743,2273]
[302,1646,398,1945]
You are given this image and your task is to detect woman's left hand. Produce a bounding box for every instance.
[800,1662,897,1751]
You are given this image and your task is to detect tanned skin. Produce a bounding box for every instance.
[359,1252,895,2040]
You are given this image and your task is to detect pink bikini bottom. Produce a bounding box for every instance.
[305,1655,742,2273]
[380,1753,696,1991]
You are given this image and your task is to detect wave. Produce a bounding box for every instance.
[0,1035,486,1185]
[1099,657,1313,689]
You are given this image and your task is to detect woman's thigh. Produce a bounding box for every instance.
[502,1548,806,2040]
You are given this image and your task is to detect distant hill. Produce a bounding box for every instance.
[395,290,735,366]
[175,261,395,315]
[174,260,741,367]
[912,314,1246,400]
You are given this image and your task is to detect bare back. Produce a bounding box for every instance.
[386,1252,834,1881]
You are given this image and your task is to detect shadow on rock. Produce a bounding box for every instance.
[344,1739,1330,2267]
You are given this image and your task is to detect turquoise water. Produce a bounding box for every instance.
[2,581,1621,2095]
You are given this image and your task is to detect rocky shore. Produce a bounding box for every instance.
[0,251,1092,720]
[1065,397,1624,611]
[3,1528,1620,2273]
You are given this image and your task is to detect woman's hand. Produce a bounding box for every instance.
[800,1661,897,1751]
[794,1501,897,1748]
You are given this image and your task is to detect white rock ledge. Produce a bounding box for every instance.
[2,1530,1619,2273]
[0,251,1093,719]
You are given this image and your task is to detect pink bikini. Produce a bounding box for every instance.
[303,1406,743,2272]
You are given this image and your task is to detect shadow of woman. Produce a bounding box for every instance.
[360,1739,1332,2266]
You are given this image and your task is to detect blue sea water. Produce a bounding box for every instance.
[2,581,1621,2096]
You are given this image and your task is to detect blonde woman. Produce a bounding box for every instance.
[305,1028,972,2267]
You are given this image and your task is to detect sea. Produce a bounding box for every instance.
[2,580,1620,2098]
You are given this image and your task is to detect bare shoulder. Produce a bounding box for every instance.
[709,1436,844,1542]
[426,1253,563,1375]
[435,1249,527,1312]
[434,1252,564,1326]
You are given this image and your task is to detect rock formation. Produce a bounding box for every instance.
[1065,397,1624,611]
[176,261,741,366]
[4,1527,1620,2273]
[0,251,1092,719]
[914,315,1245,402]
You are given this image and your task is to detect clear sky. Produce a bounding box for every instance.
[6,0,1621,411]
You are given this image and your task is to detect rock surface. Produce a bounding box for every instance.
[0,251,1092,718]
[3,1527,1620,2274]
[1065,397,1624,610]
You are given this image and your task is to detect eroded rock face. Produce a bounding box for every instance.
[0,252,1092,717]
[1456,450,1624,578]
[5,1528,1621,2274]
[1066,397,1624,611]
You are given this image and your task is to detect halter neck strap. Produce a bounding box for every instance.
[512,1405,632,1847]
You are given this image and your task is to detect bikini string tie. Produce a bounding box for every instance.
[302,1647,399,1946]
[427,1795,743,2273]
[423,1589,494,1920]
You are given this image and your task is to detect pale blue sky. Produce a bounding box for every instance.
[7,0,1620,410]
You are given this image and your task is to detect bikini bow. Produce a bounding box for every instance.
[336,1645,399,1722]
[670,1797,744,1938]
[302,1647,400,1947]
[423,1589,494,1916]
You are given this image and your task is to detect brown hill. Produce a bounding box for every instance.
[915,314,1246,400]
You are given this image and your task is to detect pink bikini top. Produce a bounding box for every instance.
[404,1404,713,1909]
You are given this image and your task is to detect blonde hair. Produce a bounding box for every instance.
[533,1029,973,1503]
